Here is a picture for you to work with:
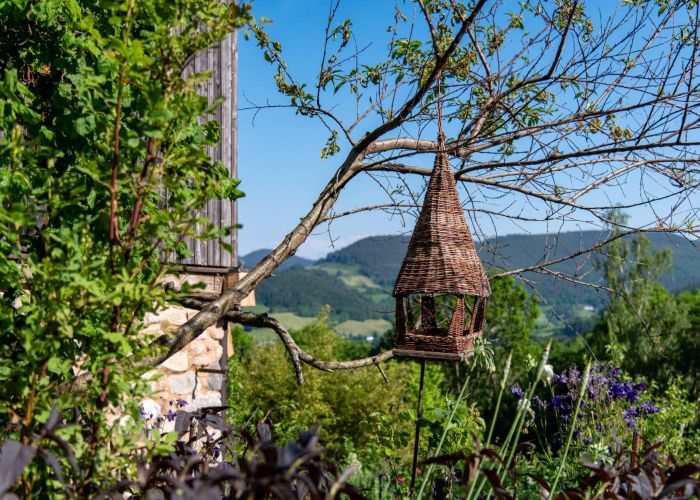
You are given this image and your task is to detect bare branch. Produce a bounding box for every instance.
[416,0,440,56]
[177,298,395,384]
[353,0,488,153]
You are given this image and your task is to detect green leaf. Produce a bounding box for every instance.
[143,129,164,139]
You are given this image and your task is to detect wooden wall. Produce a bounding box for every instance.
[171,29,238,270]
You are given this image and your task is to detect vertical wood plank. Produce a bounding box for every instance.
[219,32,232,267]
[229,31,238,268]
[165,24,238,269]
[207,42,216,268]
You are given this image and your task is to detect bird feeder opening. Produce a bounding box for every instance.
[395,293,487,359]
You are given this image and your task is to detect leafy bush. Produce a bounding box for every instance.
[0,0,249,495]
[642,378,700,463]
[229,314,414,464]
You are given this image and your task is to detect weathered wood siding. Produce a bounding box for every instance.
[172,30,238,269]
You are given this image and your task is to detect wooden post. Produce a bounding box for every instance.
[410,359,426,496]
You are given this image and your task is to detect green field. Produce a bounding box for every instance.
[241,309,314,344]
[314,262,384,291]
[531,306,599,340]
[241,307,391,344]
[334,318,392,338]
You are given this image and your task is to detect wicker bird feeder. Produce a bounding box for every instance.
[392,134,491,361]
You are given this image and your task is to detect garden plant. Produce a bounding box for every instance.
[2,0,700,498]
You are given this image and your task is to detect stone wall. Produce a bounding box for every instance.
[140,305,227,422]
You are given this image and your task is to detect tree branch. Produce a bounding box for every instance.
[177,298,395,385]
[137,0,488,373]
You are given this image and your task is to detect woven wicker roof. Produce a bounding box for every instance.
[393,151,491,298]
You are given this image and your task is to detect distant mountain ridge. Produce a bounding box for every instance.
[241,249,314,270]
[242,231,700,329]
[322,235,411,288]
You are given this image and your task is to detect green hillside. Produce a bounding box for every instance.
[253,265,393,322]
[481,231,700,314]
[321,235,410,287]
[241,248,314,270]
[243,231,700,337]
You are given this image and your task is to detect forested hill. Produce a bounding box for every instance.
[240,249,314,270]
[243,231,700,325]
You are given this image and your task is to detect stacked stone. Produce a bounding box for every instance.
[141,306,226,418]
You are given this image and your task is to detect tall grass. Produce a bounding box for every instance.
[472,342,551,500]
[415,373,471,499]
[464,351,511,499]
[407,344,597,499]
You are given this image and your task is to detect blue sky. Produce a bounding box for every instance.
[237,0,417,258]
[235,0,687,259]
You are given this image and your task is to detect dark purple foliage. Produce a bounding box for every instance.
[1,406,363,499]
[560,440,700,499]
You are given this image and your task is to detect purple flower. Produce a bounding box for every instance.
[608,381,628,400]
[553,373,568,385]
[609,367,621,377]
[623,406,640,428]
[532,395,546,409]
[609,379,648,403]
[567,366,581,385]
[511,385,525,399]
[177,399,188,407]
[166,410,177,422]
[548,395,570,413]
[626,387,641,404]
[583,437,593,445]
[640,401,659,415]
